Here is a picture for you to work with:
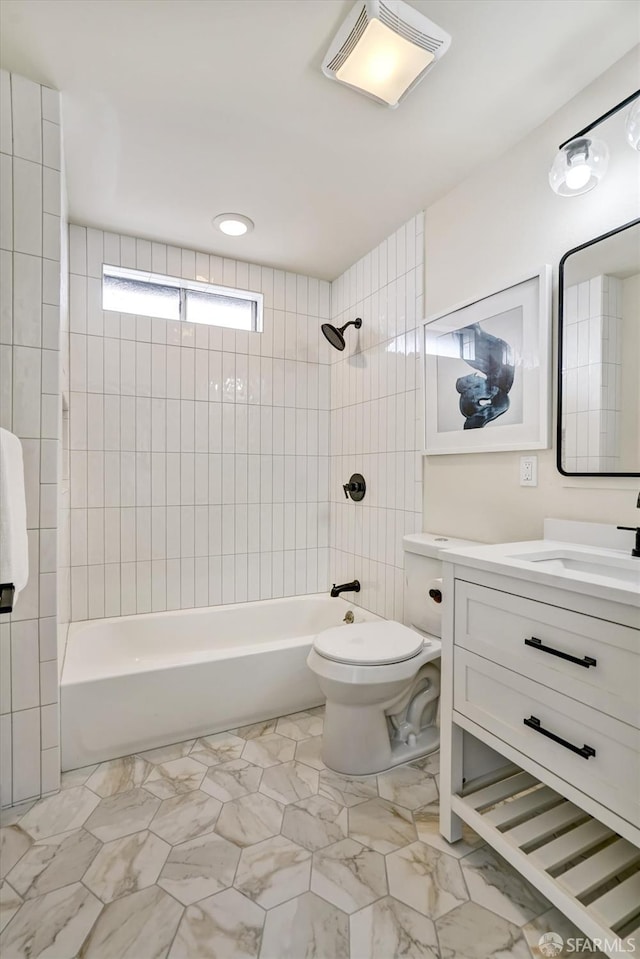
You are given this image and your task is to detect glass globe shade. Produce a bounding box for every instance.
[548,137,609,197]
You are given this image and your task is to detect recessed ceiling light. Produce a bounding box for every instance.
[212,213,254,236]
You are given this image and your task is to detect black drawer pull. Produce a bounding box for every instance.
[525,636,596,668]
[524,715,596,759]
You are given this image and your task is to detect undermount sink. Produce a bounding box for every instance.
[509,547,640,588]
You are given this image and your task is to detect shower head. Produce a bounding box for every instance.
[321,317,362,351]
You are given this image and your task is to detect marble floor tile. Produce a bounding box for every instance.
[80,884,183,959]
[215,793,284,847]
[144,757,207,800]
[149,790,222,845]
[281,795,349,852]
[0,826,32,879]
[201,760,263,802]
[190,732,246,766]
[260,891,349,959]
[377,766,438,811]
[6,828,101,899]
[137,740,196,765]
[234,719,278,740]
[435,900,531,959]
[0,881,22,934]
[350,896,439,959]
[234,835,312,909]
[241,734,296,768]
[169,887,264,959]
[60,764,99,790]
[259,761,319,805]
[413,802,484,859]
[84,789,161,842]
[318,770,379,807]
[0,803,35,828]
[410,753,440,778]
[18,787,100,840]
[311,838,387,914]
[83,830,170,903]
[307,705,326,716]
[294,736,326,771]
[522,906,607,959]
[158,832,240,905]
[0,882,103,959]
[460,846,550,927]
[386,841,468,919]
[86,757,154,798]
[348,798,417,854]
[1,713,578,959]
[275,711,324,741]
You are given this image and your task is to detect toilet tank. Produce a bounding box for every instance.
[403,533,480,637]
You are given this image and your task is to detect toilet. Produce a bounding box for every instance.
[307,533,478,776]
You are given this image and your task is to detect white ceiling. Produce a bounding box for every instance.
[1,0,638,279]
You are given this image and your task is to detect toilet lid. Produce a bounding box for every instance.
[313,621,424,666]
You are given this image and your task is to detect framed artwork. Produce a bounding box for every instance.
[421,267,552,455]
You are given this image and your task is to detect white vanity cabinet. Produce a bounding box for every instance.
[439,544,640,957]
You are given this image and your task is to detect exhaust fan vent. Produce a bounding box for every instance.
[378,1,445,54]
[327,5,370,73]
[322,0,451,108]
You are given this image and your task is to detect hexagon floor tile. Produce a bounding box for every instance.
[234,835,312,909]
[158,832,240,905]
[0,706,566,957]
[215,792,284,847]
[311,838,387,914]
[350,896,439,959]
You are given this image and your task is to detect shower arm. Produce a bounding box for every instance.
[339,318,361,335]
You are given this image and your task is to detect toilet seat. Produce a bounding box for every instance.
[313,621,426,666]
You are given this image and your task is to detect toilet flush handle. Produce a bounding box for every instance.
[428,588,442,604]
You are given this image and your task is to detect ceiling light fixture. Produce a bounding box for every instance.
[212,213,254,236]
[549,89,639,197]
[322,0,451,108]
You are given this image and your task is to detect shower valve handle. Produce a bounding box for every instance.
[343,474,366,502]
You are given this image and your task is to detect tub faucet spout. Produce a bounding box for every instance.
[331,580,360,597]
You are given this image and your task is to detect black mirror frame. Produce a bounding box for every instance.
[557,216,640,477]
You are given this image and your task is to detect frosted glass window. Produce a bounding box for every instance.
[103,274,180,321]
[102,266,262,332]
[186,290,255,330]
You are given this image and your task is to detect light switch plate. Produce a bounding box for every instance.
[520,455,538,487]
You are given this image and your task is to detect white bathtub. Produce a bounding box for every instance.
[61,594,379,771]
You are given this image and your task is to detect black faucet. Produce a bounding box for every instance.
[617,492,640,558]
[331,580,361,597]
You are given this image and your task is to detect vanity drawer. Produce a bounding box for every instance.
[454,648,640,828]
[454,581,640,728]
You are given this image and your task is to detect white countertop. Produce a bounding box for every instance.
[441,539,640,609]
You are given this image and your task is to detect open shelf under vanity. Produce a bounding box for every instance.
[453,763,640,952]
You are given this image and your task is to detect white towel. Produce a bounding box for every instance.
[0,428,29,603]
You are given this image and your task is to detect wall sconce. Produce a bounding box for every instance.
[549,89,639,197]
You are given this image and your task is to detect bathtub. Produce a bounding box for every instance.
[61,594,380,771]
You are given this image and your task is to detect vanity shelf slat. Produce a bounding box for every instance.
[590,873,640,930]
[507,799,587,849]
[530,819,614,871]
[557,838,640,898]
[483,784,560,830]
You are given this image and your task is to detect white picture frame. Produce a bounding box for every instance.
[421,267,552,455]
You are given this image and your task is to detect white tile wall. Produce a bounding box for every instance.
[563,274,622,472]
[67,227,333,618]
[329,214,424,621]
[0,70,62,807]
